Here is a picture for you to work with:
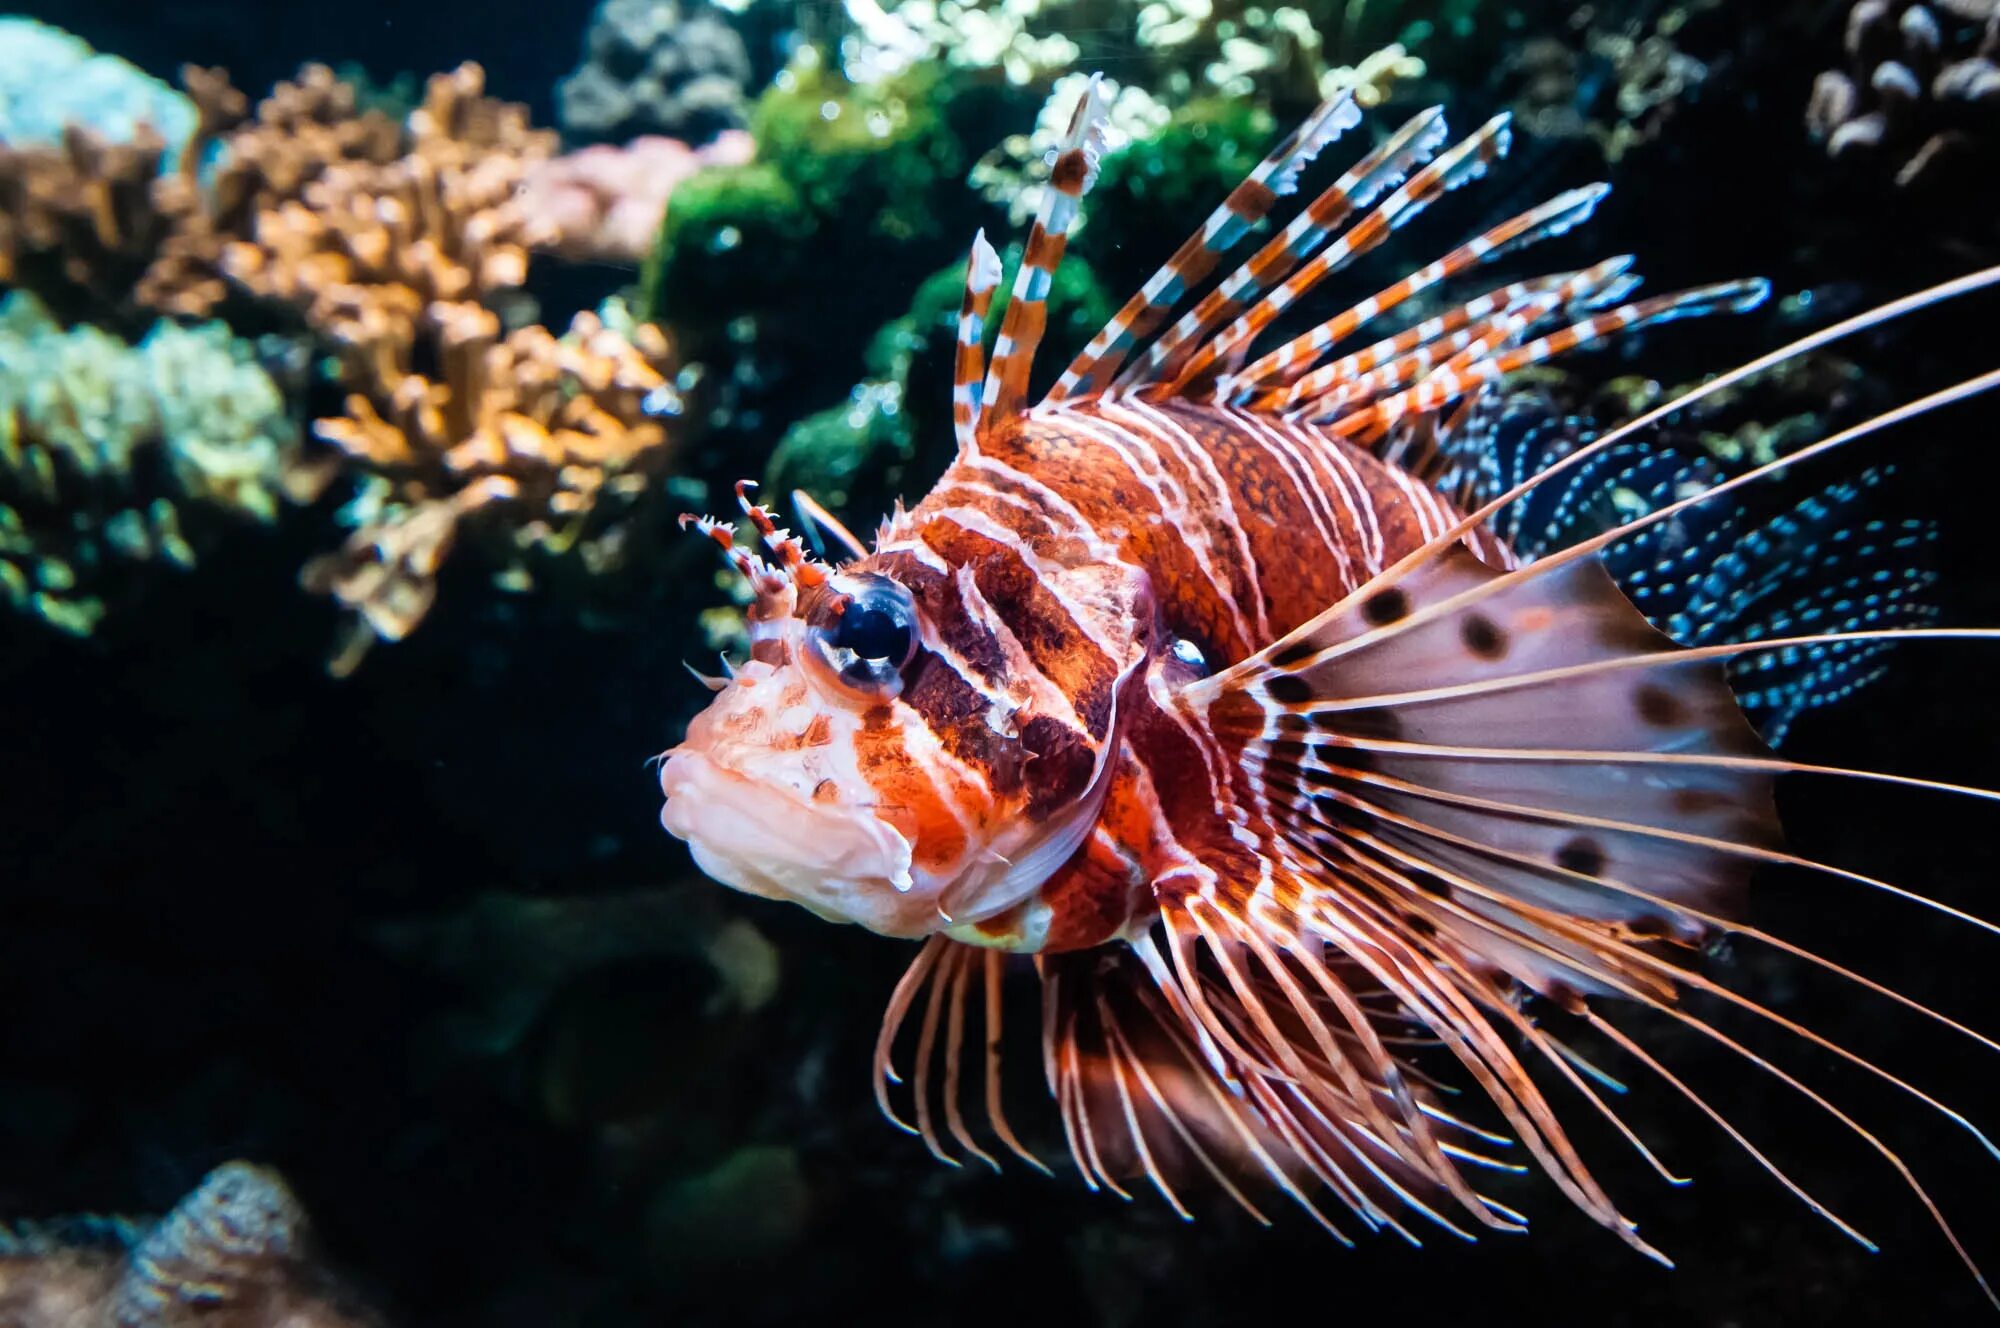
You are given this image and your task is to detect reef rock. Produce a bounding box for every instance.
[558,0,754,145]
[1808,0,2000,190]
[0,1162,385,1328]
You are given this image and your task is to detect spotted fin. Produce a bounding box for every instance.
[1456,398,1942,745]
[1191,543,1781,983]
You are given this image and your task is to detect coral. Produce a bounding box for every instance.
[138,63,403,319]
[69,60,688,671]
[0,18,195,153]
[1495,3,1720,164]
[558,0,756,144]
[0,125,177,328]
[1807,0,2000,192]
[140,63,544,332]
[519,129,755,265]
[0,291,313,636]
[216,67,558,385]
[0,1162,384,1328]
[643,53,1020,348]
[303,303,680,676]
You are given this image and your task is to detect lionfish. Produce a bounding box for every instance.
[659,77,2000,1293]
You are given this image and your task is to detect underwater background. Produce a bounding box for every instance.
[2,0,1999,1322]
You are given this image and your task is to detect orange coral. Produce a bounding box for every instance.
[304,305,680,676]
[138,63,403,319]
[207,63,558,390]
[135,62,679,672]
[0,124,175,326]
[0,57,685,670]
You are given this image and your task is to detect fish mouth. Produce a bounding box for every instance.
[658,749,935,936]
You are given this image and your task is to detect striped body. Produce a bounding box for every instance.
[874,399,1489,953]
[661,75,2000,1295]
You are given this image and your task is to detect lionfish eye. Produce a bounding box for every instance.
[805,573,919,700]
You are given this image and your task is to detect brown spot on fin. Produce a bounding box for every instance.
[1203,543,1779,996]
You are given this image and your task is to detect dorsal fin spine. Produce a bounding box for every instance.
[1260,259,1636,418]
[1161,114,1515,400]
[1228,184,1613,400]
[1047,91,1367,403]
[1326,279,1773,436]
[980,75,1109,429]
[1109,107,1453,396]
[953,230,1004,453]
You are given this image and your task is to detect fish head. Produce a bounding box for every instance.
[660,545,1154,943]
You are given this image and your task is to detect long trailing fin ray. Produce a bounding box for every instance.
[1312,762,2000,1165]
[1266,264,2000,677]
[1196,365,2000,742]
[984,950,1052,1174]
[981,76,1108,428]
[1270,736,2000,1060]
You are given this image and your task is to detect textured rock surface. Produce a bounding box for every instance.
[1808,0,2000,190]
[557,0,754,144]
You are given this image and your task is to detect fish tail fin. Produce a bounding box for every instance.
[979,76,1109,429]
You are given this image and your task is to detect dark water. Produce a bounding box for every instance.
[3,1,1999,1324]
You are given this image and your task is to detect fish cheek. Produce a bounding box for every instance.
[1019,714,1097,820]
[903,650,1026,799]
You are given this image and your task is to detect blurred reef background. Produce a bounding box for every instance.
[1,1,1999,1324]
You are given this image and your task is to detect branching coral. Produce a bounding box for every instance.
[305,303,679,675]
[0,1162,385,1328]
[1808,0,2000,191]
[0,291,315,636]
[0,41,687,667]
[112,61,682,670]
[0,125,177,328]
[559,0,756,144]
[140,62,543,329]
